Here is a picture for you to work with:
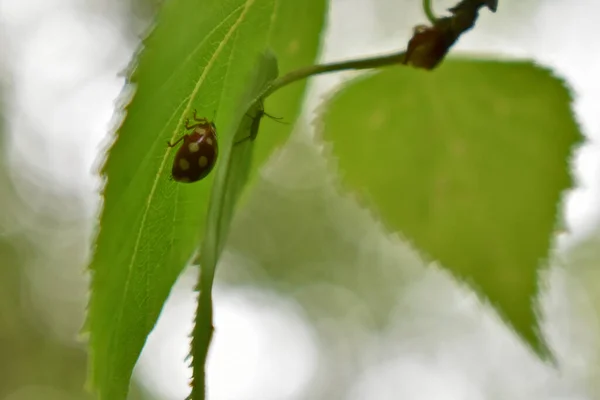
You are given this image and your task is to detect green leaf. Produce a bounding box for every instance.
[320,59,582,357]
[253,0,328,185]
[189,51,278,400]
[84,0,326,398]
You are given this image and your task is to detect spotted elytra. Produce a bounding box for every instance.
[167,110,218,183]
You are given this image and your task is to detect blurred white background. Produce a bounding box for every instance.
[0,0,599,399]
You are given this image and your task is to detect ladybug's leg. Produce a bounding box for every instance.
[185,118,207,130]
[191,109,208,122]
[185,118,196,130]
[167,135,186,148]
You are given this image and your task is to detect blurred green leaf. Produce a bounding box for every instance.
[562,228,600,396]
[321,59,582,357]
[190,52,278,400]
[85,0,326,398]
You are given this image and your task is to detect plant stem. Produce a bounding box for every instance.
[422,0,438,24]
[262,50,407,99]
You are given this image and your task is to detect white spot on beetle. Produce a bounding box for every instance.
[198,156,208,168]
[179,159,190,170]
[188,142,200,153]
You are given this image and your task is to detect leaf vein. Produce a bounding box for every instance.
[155,3,246,96]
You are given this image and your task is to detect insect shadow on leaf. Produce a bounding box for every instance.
[234,101,288,146]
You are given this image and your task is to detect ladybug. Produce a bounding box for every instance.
[167,110,218,183]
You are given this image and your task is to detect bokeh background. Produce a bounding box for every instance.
[1,0,600,399]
